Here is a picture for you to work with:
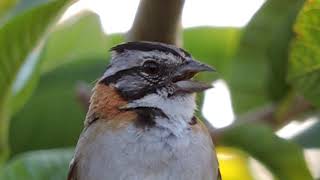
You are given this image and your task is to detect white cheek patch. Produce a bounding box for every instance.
[128,92,196,120]
[125,91,196,136]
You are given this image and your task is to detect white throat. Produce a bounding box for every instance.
[126,90,196,136]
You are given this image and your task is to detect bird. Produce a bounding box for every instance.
[68,41,221,180]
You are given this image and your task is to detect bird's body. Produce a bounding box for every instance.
[69,42,221,180]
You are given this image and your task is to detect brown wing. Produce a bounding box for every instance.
[67,158,78,180]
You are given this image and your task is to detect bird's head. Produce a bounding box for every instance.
[89,41,214,128]
[101,41,213,99]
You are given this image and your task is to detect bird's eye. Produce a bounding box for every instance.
[142,60,160,75]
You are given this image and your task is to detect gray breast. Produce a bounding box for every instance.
[74,121,218,180]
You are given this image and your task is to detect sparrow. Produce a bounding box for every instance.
[68,41,221,180]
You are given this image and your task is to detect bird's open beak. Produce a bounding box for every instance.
[172,60,214,94]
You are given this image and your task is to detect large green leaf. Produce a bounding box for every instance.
[221,123,313,180]
[288,0,320,107]
[0,0,72,164]
[1,0,65,26]
[10,58,107,156]
[0,149,73,180]
[41,10,107,73]
[228,0,305,114]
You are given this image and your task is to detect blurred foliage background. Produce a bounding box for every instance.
[0,0,320,179]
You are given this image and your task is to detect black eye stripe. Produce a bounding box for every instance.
[100,62,172,101]
[100,65,165,86]
[99,67,140,85]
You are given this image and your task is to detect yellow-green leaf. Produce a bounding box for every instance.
[217,147,254,180]
[288,0,320,107]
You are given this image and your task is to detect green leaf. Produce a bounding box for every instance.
[41,10,107,73]
[183,27,241,82]
[1,0,64,25]
[0,149,73,180]
[288,0,320,107]
[221,123,313,180]
[0,0,72,163]
[228,0,305,114]
[105,33,125,49]
[10,46,43,115]
[10,58,107,156]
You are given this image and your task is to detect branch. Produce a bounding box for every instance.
[75,81,91,111]
[127,0,185,46]
[208,96,314,143]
